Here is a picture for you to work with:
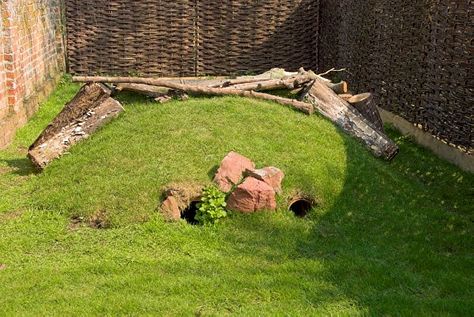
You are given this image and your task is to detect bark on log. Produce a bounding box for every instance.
[115,83,168,97]
[28,83,124,169]
[338,93,353,101]
[347,93,385,133]
[73,76,315,115]
[221,74,314,91]
[304,80,398,160]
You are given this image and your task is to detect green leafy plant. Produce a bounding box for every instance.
[195,185,227,225]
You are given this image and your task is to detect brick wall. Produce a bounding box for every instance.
[0,0,64,148]
[0,12,8,134]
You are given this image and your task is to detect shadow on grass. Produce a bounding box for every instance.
[0,158,38,176]
[213,128,473,314]
[207,164,219,180]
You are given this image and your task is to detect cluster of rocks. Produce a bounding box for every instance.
[160,151,285,221]
[215,151,284,213]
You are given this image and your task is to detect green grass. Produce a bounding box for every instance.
[0,77,473,315]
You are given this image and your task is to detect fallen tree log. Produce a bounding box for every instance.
[115,83,168,97]
[304,80,399,160]
[115,75,313,94]
[75,69,345,94]
[28,83,124,169]
[73,76,315,115]
[347,93,384,133]
[221,70,348,94]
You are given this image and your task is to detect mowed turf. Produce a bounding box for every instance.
[0,78,472,315]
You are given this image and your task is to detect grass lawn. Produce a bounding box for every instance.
[0,77,473,315]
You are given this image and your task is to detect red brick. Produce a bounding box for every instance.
[3,54,14,62]
[8,96,17,105]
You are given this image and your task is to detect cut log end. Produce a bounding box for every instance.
[348,92,371,104]
[347,93,385,133]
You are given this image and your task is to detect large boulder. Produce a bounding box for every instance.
[245,166,284,194]
[227,177,277,213]
[213,151,255,192]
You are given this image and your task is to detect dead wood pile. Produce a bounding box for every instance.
[28,67,399,170]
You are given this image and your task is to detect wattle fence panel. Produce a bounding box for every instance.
[65,0,319,77]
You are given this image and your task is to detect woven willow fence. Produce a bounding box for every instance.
[65,0,472,152]
[65,0,319,76]
[319,0,473,152]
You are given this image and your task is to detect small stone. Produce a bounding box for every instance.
[155,95,172,103]
[213,151,255,192]
[0,264,6,271]
[227,177,276,213]
[160,196,181,222]
[245,166,284,194]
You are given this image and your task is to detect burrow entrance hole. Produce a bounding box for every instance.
[289,198,315,218]
[181,201,200,224]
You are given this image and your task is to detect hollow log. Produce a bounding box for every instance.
[28,83,124,169]
[73,76,315,115]
[304,80,399,160]
[347,93,385,133]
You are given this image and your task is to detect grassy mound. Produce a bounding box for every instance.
[0,78,472,315]
[29,87,352,225]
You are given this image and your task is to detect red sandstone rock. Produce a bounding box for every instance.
[213,151,255,192]
[227,177,277,213]
[245,166,284,194]
[161,196,181,221]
